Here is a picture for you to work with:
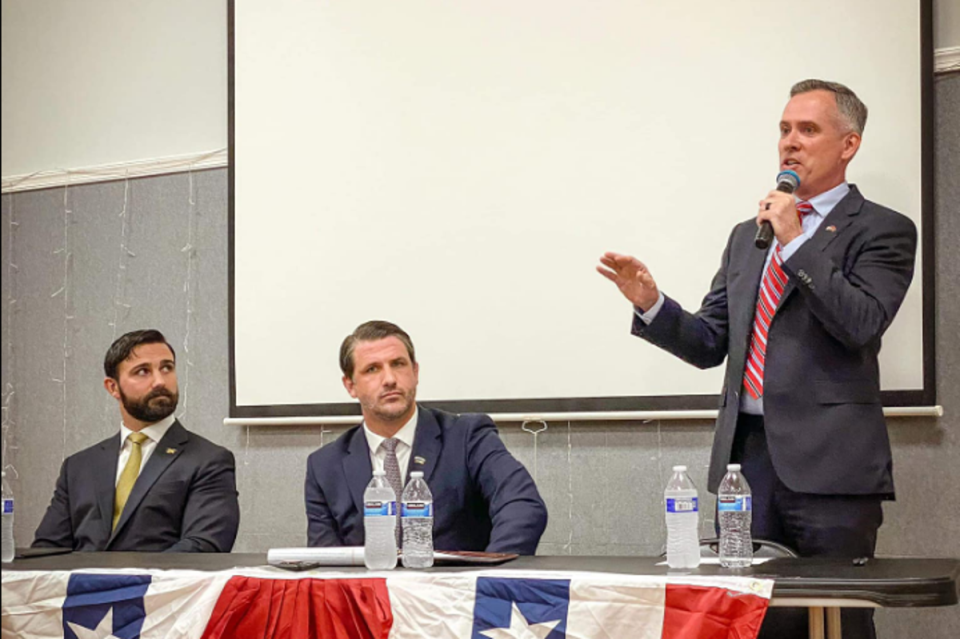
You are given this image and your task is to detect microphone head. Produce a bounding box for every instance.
[776,169,801,193]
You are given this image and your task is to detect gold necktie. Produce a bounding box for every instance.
[113,432,149,530]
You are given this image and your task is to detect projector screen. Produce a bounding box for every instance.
[230,0,934,419]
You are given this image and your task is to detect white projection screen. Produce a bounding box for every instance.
[230,0,935,419]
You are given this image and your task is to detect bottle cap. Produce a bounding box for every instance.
[727,464,741,471]
[672,465,687,472]
[373,469,386,476]
[410,471,424,478]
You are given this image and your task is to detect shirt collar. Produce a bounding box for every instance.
[363,406,419,454]
[804,181,849,217]
[119,413,176,448]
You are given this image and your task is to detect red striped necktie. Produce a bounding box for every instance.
[743,201,814,400]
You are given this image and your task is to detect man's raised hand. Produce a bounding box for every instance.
[597,252,660,311]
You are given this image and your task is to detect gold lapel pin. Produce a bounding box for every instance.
[166,448,177,455]
[825,225,837,233]
[414,456,426,465]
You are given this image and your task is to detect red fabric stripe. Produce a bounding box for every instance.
[744,364,762,390]
[770,268,787,292]
[662,583,770,639]
[748,350,764,372]
[768,271,785,295]
[755,317,769,339]
[200,576,393,639]
[757,299,773,325]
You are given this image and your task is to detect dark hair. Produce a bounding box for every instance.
[339,320,416,378]
[104,329,176,380]
[790,79,867,135]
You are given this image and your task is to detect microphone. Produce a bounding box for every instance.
[755,170,801,250]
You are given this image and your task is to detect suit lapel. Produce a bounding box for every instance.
[95,435,122,544]
[779,186,864,306]
[806,185,863,254]
[343,426,374,516]
[107,421,188,547]
[409,407,441,485]
[731,229,769,337]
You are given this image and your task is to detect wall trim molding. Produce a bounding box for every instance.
[936,46,960,74]
[1,148,227,194]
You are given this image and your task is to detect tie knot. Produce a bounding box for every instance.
[796,201,814,219]
[381,437,400,453]
[128,432,149,446]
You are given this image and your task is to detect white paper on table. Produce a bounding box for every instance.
[656,557,775,566]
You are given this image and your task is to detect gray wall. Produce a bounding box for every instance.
[2,75,958,636]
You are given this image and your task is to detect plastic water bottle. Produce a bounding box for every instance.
[363,469,397,570]
[2,471,14,564]
[718,463,753,568]
[664,465,700,569]
[401,471,434,568]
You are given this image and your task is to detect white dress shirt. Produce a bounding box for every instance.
[115,414,176,486]
[362,407,419,483]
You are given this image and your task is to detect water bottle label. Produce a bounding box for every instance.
[401,502,433,518]
[364,500,397,517]
[2,499,11,515]
[666,497,698,513]
[718,496,751,512]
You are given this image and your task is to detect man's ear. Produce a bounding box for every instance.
[342,375,358,399]
[841,131,861,162]
[104,377,121,401]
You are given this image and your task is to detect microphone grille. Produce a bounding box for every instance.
[776,169,801,193]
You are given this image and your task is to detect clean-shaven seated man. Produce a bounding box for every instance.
[598,80,916,639]
[305,320,547,554]
[33,329,240,552]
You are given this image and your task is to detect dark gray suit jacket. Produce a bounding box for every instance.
[33,420,240,552]
[305,406,547,554]
[632,186,917,495]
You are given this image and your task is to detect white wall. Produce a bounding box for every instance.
[1,0,227,179]
[1,0,957,181]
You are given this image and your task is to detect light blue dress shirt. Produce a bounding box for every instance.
[635,182,851,415]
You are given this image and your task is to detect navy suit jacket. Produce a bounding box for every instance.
[305,406,547,554]
[633,186,916,495]
[33,421,240,552]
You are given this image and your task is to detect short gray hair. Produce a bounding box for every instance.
[790,79,867,135]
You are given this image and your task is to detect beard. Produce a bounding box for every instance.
[119,385,179,423]
[364,388,416,423]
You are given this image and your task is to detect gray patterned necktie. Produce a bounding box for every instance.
[381,438,403,544]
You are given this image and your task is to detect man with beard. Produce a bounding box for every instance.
[32,329,240,552]
[305,320,547,554]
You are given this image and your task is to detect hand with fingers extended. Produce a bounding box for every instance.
[596,252,660,311]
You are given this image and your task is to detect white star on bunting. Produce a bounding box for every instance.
[480,601,561,639]
[67,606,121,639]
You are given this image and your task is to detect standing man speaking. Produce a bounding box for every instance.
[598,80,917,638]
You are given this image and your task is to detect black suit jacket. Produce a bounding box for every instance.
[33,421,240,552]
[633,186,917,495]
[305,406,547,554]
